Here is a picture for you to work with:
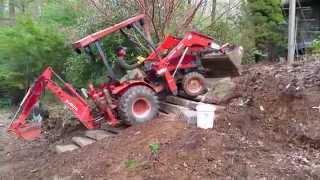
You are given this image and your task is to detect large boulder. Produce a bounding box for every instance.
[199,77,237,104]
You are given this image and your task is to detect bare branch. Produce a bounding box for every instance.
[181,0,206,30]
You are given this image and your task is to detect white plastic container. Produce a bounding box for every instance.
[196,103,216,129]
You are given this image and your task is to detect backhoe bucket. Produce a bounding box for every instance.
[8,122,42,140]
[201,46,243,77]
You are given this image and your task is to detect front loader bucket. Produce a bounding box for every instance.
[8,122,42,140]
[201,46,243,77]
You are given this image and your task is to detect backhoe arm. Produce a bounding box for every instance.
[8,67,96,140]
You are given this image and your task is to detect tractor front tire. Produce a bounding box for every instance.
[182,72,206,97]
[119,86,159,125]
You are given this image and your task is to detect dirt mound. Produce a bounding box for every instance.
[229,60,320,147]
[1,60,320,179]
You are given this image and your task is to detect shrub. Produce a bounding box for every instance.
[311,37,320,54]
[0,17,71,100]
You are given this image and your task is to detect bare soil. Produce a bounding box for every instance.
[1,60,320,180]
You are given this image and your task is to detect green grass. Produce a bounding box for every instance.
[125,159,138,169]
[149,143,160,155]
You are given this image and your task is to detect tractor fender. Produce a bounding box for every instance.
[111,80,156,96]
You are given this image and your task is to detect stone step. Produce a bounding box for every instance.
[159,101,197,124]
[85,130,111,141]
[165,96,199,110]
[55,144,79,154]
[159,102,189,114]
[162,98,225,112]
[72,136,96,147]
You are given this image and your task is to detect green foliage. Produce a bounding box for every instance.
[247,0,286,58]
[64,54,107,87]
[203,0,286,63]
[204,21,237,44]
[124,159,138,169]
[0,97,11,108]
[0,17,71,92]
[63,33,143,88]
[149,143,160,155]
[311,37,320,54]
[202,3,257,64]
[59,2,150,87]
[41,0,84,26]
[0,0,87,101]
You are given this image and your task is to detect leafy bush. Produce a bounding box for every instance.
[203,17,257,64]
[64,54,107,87]
[41,0,83,27]
[0,17,71,99]
[63,33,146,87]
[0,97,11,108]
[311,37,320,54]
[247,0,286,59]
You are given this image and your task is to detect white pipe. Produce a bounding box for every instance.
[288,0,296,64]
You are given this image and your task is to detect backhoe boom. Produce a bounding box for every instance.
[8,67,96,140]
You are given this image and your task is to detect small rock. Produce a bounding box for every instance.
[55,144,79,154]
[30,169,38,173]
[183,162,188,167]
[259,105,265,112]
[72,136,96,147]
[312,106,320,112]
[85,130,110,141]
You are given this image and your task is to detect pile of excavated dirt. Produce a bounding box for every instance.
[1,60,320,179]
[230,60,320,147]
[42,105,84,142]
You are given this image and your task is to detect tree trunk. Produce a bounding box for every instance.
[9,0,15,18]
[34,0,42,17]
[211,0,217,23]
[0,0,4,17]
[137,0,154,46]
[181,0,204,30]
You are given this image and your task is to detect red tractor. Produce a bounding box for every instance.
[7,14,242,140]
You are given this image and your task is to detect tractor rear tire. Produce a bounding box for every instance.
[182,72,206,97]
[119,85,159,125]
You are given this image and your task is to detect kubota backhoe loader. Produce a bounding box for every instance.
[8,14,243,140]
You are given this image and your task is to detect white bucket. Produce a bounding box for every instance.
[196,103,216,129]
